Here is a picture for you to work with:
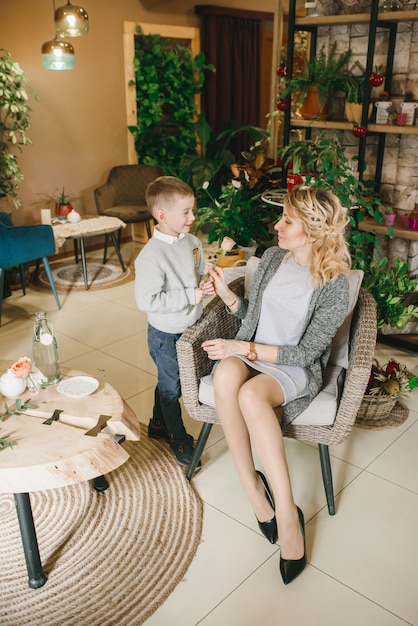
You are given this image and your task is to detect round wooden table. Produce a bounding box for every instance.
[0,362,140,588]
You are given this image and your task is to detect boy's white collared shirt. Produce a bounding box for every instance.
[153,225,185,244]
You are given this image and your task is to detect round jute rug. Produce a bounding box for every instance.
[0,426,203,626]
[37,260,134,291]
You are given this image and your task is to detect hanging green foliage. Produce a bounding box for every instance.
[127,30,215,176]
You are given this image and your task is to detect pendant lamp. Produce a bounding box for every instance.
[55,2,89,37]
[41,37,75,70]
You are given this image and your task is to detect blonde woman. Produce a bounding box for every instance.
[202,188,351,585]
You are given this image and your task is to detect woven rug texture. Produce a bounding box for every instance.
[37,259,134,291]
[0,426,203,625]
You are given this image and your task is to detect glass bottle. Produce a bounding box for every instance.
[32,311,62,385]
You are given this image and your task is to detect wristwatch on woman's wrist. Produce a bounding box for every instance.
[246,341,258,361]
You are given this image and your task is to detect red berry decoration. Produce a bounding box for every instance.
[276,99,290,111]
[385,359,401,377]
[276,65,287,77]
[369,72,384,87]
[352,125,367,138]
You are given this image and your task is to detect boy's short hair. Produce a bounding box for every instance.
[146,176,194,217]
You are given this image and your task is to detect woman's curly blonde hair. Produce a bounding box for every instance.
[285,187,351,287]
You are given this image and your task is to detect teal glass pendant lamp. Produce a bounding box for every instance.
[55,2,89,38]
[41,1,89,70]
[41,37,75,70]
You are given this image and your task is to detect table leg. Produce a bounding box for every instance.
[103,234,109,264]
[74,239,79,264]
[79,237,89,290]
[14,493,47,589]
[109,230,126,272]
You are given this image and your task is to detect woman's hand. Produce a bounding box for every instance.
[200,276,215,297]
[207,266,237,304]
[202,338,247,360]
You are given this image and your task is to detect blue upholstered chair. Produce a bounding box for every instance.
[0,212,61,325]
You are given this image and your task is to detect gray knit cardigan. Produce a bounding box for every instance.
[231,246,349,425]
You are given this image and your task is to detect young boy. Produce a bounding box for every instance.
[134,176,213,468]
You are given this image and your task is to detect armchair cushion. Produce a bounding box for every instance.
[94,165,164,224]
[198,364,345,426]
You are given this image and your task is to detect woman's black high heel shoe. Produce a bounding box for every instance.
[255,470,278,544]
[280,506,307,585]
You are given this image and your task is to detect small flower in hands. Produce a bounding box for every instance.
[187,236,236,315]
[220,236,236,252]
[10,357,32,378]
[202,236,236,282]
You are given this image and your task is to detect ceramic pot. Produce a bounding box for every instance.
[55,203,73,221]
[0,371,26,398]
[215,250,246,268]
[383,213,396,226]
[347,102,373,124]
[400,214,411,229]
[410,215,418,231]
[287,173,303,192]
[300,87,330,120]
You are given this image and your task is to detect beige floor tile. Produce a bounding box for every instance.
[100,330,155,374]
[329,414,416,468]
[192,436,362,540]
[367,417,418,493]
[308,472,418,624]
[125,388,155,426]
[144,504,277,626]
[61,350,156,400]
[198,552,407,626]
[52,301,143,349]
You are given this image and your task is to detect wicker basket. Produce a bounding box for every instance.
[355,392,399,428]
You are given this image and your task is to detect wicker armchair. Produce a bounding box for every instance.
[177,275,377,515]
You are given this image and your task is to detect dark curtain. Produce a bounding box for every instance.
[196,5,272,158]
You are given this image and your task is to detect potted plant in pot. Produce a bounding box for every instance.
[193,168,278,262]
[280,43,352,120]
[54,188,74,221]
[0,49,34,210]
[342,73,373,124]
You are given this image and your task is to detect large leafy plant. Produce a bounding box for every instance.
[0,49,33,208]
[128,31,214,177]
[177,114,269,196]
[354,258,418,330]
[281,42,352,109]
[193,140,281,249]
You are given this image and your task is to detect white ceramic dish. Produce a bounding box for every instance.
[57,376,99,398]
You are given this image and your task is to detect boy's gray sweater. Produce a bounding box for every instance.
[134,233,205,334]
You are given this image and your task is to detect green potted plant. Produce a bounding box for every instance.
[280,43,352,120]
[178,114,269,196]
[53,188,74,221]
[341,73,373,124]
[353,257,418,332]
[0,49,34,210]
[193,172,278,254]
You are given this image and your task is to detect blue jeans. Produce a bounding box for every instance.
[147,324,187,441]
